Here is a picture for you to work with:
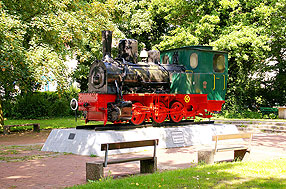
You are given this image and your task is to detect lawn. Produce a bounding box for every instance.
[71,158,286,189]
[1,117,103,133]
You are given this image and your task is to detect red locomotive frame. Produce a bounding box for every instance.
[78,93,224,125]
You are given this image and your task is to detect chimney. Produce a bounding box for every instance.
[102,31,112,58]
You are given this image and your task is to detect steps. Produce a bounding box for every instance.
[214,120,286,133]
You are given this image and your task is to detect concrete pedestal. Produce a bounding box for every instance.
[197,150,214,164]
[140,157,157,173]
[42,124,239,156]
[86,162,103,181]
[278,107,286,119]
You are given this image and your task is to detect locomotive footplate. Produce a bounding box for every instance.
[77,93,214,125]
[75,120,214,131]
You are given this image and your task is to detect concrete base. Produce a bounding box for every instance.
[198,150,214,164]
[86,162,103,181]
[140,157,157,173]
[41,124,239,156]
[86,157,157,181]
[278,107,286,119]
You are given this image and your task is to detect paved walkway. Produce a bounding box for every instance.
[0,133,285,188]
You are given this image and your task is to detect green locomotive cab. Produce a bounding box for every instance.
[160,46,228,102]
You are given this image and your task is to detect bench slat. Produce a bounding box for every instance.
[105,156,154,165]
[212,133,252,141]
[101,139,159,151]
[216,146,249,152]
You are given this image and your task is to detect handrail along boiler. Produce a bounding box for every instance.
[70,31,228,125]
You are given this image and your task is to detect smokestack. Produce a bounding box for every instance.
[102,31,112,58]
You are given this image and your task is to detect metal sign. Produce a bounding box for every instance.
[171,131,185,144]
[68,133,76,140]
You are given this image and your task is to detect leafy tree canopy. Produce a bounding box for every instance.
[0,0,123,96]
[0,0,285,119]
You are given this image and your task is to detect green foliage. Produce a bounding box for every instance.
[3,91,77,119]
[0,2,32,96]
[222,110,262,119]
[157,28,199,50]
[263,1,286,106]
[212,26,271,110]
[0,0,124,94]
[106,0,168,49]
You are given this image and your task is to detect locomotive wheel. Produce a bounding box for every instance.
[152,102,167,124]
[130,102,146,125]
[170,101,184,123]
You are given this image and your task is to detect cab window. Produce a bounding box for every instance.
[190,53,198,69]
[213,54,225,73]
[162,55,169,64]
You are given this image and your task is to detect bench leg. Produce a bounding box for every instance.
[3,126,9,135]
[234,149,250,161]
[198,150,214,164]
[86,162,104,181]
[33,124,40,132]
[140,157,157,173]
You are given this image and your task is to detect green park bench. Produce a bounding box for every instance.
[260,107,278,118]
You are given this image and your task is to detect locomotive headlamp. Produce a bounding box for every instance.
[91,66,105,89]
[70,98,78,111]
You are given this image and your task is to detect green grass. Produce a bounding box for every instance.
[4,117,83,129]
[70,158,286,189]
[1,117,104,132]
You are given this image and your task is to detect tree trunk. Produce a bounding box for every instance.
[0,97,4,127]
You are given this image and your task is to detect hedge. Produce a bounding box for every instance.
[3,91,78,119]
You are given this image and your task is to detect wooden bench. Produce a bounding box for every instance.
[198,133,253,164]
[86,139,159,181]
[3,123,40,135]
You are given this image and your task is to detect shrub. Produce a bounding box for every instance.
[3,91,78,119]
[222,110,262,119]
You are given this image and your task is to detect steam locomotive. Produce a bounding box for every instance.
[70,31,228,125]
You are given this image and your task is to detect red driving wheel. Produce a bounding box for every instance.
[152,102,167,124]
[130,102,146,125]
[170,101,184,123]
